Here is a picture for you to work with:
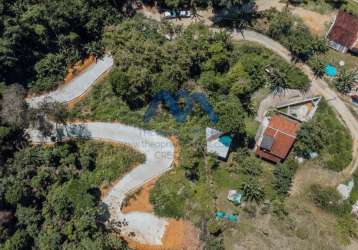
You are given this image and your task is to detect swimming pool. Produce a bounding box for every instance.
[325,64,337,77]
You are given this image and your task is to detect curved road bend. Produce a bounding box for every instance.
[232,30,358,178]
[27,55,114,107]
[26,58,175,245]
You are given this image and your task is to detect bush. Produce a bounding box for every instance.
[310,184,346,214]
[149,175,186,219]
[295,99,352,171]
[294,120,326,159]
[241,177,265,203]
[207,219,225,236]
[337,214,358,244]
[265,9,328,61]
[309,56,325,78]
[334,69,358,94]
[273,158,298,196]
[272,199,289,219]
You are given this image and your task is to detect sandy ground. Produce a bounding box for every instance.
[255,0,286,12]
[121,135,202,250]
[122,177,202,250]
[291,8,335,35]
[255,0,335,36]
[126,219,202,250]
[122,180,156,214]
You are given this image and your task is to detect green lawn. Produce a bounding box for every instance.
[318,49,358,71]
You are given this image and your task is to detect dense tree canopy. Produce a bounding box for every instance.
[0,141,143,249]
[0,0,131,92]
[105,18,234,109]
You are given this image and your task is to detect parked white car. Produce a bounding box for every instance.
[179,10,191,18]
[163,10,191,19]
[163,10,176,19]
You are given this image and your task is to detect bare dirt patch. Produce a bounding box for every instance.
[255,0,335,36]
[126,219,202,250]
[122,175,202,250]
[255,0,286,11]
[122,179,156,214]
[292,7,335,35]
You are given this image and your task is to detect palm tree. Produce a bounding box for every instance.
[265,65,289,96]
[335,68,358,94]
[241,177,265,203]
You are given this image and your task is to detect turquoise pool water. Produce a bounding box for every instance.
[219,135,232,147]
[325,64,337,77]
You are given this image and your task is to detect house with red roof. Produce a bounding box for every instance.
[327,10,358,54]
[256,115,300,163]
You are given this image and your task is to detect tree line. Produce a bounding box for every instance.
[0,0,135,93]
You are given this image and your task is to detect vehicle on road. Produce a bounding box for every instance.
[163,10,176,18]
[163,10,191,19]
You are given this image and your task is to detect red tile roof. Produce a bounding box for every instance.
[327,11,358,48]
[256,115,300,163]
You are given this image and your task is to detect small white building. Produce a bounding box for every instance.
[206,127,232,159]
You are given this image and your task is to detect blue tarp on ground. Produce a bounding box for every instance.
[227,214,238,222]
[215,211,226,219]
[215,211,238,222]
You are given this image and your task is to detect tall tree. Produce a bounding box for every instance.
[335,68,358,94]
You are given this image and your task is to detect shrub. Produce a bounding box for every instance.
[273,158,298,196]
[294,120,326,158]
[241,177,265,203]
[149,176,186,219]
[309,56,325,78]
[310,184,343,214]
[295,99,352,171]
[207,219,225,236]
[265,9,328,61]
[337,214,358,244]
[239,156,263,176]
[334,69,358,94]
[272,199,289,219]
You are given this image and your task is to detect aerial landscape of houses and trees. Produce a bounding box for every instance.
[1,0,358,249]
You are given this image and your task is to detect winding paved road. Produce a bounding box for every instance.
[27,55,113,107]
[26,19,358,246]
[27,59,174,245]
